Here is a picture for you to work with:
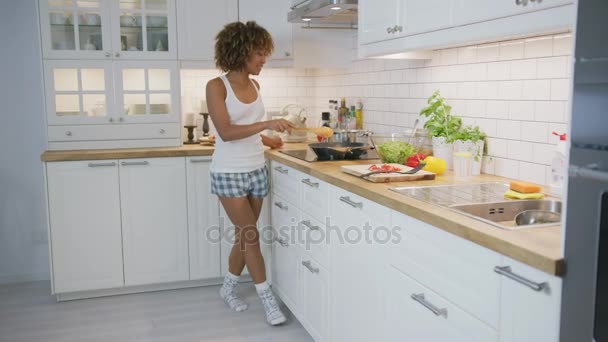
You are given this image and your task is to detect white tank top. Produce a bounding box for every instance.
[210,75,266,173]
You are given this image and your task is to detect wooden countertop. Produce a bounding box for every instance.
[40,142,563,275]
[265,143,563,276]
[41,144,214,161]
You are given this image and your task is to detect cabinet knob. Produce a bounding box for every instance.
[515,0,528,5]
[118,117,124,122]
[115,52,120,57]
[65,131,72,136]
[386,26,394,33]
[159,129,166,134]
[396,25,403,32]
[104,51,111,57]
[109,118,114,122]
[285,51,291,57]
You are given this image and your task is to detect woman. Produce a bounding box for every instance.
[206,21,293,326]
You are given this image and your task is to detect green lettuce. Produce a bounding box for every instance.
[377,141,417,164]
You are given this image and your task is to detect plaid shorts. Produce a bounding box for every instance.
[210,166,269,198]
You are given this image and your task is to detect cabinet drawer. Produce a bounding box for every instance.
[386,265,499,342]
[391,211,501,328]
[299,174,329,221]
[299,211,330,270]
[48,123,179,142]
[270,161,300,207]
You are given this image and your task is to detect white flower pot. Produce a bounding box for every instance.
[431,136,453,170]
[453,139,484,175]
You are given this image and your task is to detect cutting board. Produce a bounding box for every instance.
[341,163,436,183]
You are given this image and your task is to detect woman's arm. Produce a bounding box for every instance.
[206,78,292,142]
[261,134,283,149]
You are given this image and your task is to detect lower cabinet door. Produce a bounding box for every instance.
[386,266,499,342]
[120,157,189,286]
[299,254,329,342]
[47,160,124,293]
[186,157,221,280]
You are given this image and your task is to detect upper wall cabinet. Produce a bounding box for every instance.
[359,0,575,58]
[176,0,238,61]
[39,0,177,60]
[176,0,293,64]
[239,0,293,61]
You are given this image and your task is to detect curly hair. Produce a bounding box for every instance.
[214,21,274,72]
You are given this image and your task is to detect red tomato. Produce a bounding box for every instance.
[405,153,426,168]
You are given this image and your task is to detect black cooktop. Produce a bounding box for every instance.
[279,147,379,162]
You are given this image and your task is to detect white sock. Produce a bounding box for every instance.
[255,281,286,326]
[220,272,248,312]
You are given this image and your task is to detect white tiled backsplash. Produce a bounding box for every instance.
[181,33,572,186]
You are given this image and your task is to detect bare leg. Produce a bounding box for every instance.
[227,196,264,276]
[220,196,267,284]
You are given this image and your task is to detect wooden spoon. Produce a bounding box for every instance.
[292,126,334,138]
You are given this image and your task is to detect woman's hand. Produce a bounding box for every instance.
[261,134,283,149]
[266,119,294,133]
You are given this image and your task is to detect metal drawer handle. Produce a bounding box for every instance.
[274,237,288,247]
[190,158,211,163]
[88,162,116,167]
[302,260,319,274]
[301,178,319,188]
[273,166,288,174]
[494,266,548,291]
[570,164,608,182]
[274,202,288,211]
[301,220,320,231]
[339,196,363,209]
[411,293,447,318]
[120,161,149,166]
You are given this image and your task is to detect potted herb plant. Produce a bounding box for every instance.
[453,125,487,175]
[419,90,461,170]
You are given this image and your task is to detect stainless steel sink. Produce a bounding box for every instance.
[390,183,562,230]
[449,200,562,230]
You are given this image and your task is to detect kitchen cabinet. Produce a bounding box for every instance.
[298,253,329,342]
[39,0,177,60]
[358,0,574,58]
[119,157,189,286]
[238,0,293,61]
[271,192,301,312]
[43,59,181,150]
[186,156,221,280]
[386,265,499,342]
[329,186,389,342]
[176,0,292,65]
[176,0,238,62]
[359,0,452,45]
[498,257,562,342]
[46,160,124,293]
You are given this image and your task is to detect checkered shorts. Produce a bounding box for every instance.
[210,166,269,198]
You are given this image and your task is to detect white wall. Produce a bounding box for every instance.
[0,1,50,284]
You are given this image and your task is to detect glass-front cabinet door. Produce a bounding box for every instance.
[113,61,179,123]
[39,0,177,60]
[44,60,115,125]
[39,0,112,59]
[109,0,177,59]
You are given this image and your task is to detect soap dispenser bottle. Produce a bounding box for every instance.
[550,131,567,196]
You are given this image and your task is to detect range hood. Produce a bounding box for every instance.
[288,0,357,26]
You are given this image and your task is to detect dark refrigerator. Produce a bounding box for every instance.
[560,1,608,341]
